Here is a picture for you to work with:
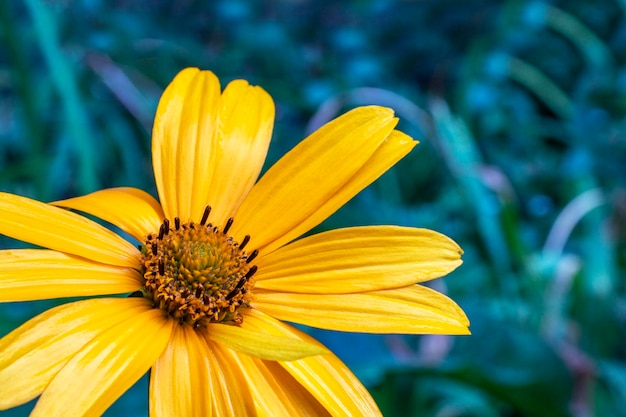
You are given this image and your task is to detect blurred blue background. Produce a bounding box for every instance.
[1,1,625,416]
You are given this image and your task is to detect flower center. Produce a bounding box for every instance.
[139,207,257,327]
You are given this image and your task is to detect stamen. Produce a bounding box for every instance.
[244,265,258,280]
[158,260,165,276]
[223,217,234,234]
[234,279,246,291]
[239,235,250,250]
[174,217,181,230]
[225,283,242,300]
[246,249,258,263]
[200,206,211,225]
[158,223,166,240]
[151,243,158,255]
[225,266,257,301]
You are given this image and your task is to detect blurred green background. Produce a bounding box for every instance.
[1,0,625,416]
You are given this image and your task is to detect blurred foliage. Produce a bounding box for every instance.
[1,0,625,416]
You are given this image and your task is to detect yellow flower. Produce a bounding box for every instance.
[0,68,468,416]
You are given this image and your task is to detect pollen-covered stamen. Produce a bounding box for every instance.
[200,206,211,226]
[140,209,257,327]
[246,249,259,263]
[225,265,258,301]
[223,217,234,234]
[158,220,170,240]
[239,235,250,250]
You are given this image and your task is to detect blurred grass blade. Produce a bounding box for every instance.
[575,183,614,297]
[429,98,516,298]
[487,53,574,119]
[24,0,97,194]
[524,2,613,70]
[0,2,44,160]
[85,53,154,133]
[543,188,605,258]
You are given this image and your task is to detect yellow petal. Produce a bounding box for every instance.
[150,324,211,417]
[221,348,331,416]
[152,69,275,226]
[0,298,152,410]
[241,309,382,416]
[204,320,327,361]
[253,285,470,335]
[279,129,416,254]
[199,336,257,416]
[53,187,164,242]
[0,249,141,302]
[255,226,462,294]
[231,106,401,253]
[152,68,220,221]
[200,79,274,227]
[30,308,174,417]
[0,192,139,268]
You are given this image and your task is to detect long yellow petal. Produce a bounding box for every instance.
[220,348,331,416]
[0,192,139,268]
[255,226,462,294]
[150,324,211,417]
[199,336,257,416]
[231,106,401,253]
[152,68,219,221]
[266,130,415,254]
[30,308,174,417]
[253,285,470,335]
[204,320,326,361]
[200,79,274,227]
[53,187,164,242]
[151,67,193,220]
[152,69,275,226]
[241,309,382,416]
[0,298,152,410]
[0,249,141,302]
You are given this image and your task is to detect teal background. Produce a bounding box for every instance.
[1,1,625,416]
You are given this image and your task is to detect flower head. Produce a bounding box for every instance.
[0,68,469,416]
